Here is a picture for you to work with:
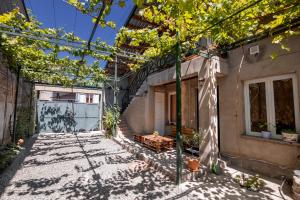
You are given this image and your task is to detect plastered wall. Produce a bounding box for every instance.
[218,36,300,172]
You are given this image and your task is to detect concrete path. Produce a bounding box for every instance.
[0,133,291,200]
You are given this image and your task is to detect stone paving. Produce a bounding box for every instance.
[0,132,292,200]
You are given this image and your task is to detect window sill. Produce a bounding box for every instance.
[241,134,300,147]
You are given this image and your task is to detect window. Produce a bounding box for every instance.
[86,94,94,104]
[168,92,176,124]
[244,74,300,139]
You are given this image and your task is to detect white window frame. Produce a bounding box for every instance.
[244,74,300,139]
[85,94,94,104]
[168,92,176,124]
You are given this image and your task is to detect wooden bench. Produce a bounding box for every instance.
[133,134,174,152]
[134,126,194,145]
[142,135,174,152]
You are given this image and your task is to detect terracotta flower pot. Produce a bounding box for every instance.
[187,158,200,172]
[18,138,24,145]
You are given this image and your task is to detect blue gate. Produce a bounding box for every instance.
[37,101,101,133]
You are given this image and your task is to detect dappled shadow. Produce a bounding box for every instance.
[166,169,281,200]
[117,134,195,178]
[0,136,37,195]
[116,133,291,199]
[58,156,173,200]
[1,133,177,200]
[7,174,69,197]
[1,133,288,200]
[37,102,101,133]
[38,104,77,133]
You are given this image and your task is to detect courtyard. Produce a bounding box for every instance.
[0,1,300,199]
[0,133,291,200]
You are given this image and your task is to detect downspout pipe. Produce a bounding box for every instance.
[27,82,33,138]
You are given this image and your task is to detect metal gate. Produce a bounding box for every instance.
[37,101,101,133]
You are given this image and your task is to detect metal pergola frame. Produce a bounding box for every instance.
[0,0,147,144]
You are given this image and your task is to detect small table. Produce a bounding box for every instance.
[142,135,174,153]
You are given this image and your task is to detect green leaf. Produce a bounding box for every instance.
[270,53,278,59]
[118,0,126,8]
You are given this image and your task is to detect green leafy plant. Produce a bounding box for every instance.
[114,0,300,70]
[211,163,222,175]
[282,129,297,134]
[258,122,276,132]
[183,130,203,148]
[190,130,203,147]
[235,174,265,192]
[183,130,204,156]
[103,105,120,138]
[0,9,108,86]
[0,144,21,172]
[16,106,31,141]
[152,131,159,136]
[258,122,268,131]
[182,134,191,146]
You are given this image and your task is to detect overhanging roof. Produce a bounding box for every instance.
[105,6,159,76]
[35,84,102,94]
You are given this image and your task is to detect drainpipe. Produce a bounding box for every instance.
[113,55,118,136]
[217,86,221,155]
[114,55,117,106]
[27,82,33,138]
[12,65,21,144]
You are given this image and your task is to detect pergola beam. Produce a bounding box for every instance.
[0,24,148,61]
[130,15,158,27]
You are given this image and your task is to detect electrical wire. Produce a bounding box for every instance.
[52,0,57,28]
[198,0,264,35]
[73,8,77,32]
[27,0,34,13]
[0,24,148,61]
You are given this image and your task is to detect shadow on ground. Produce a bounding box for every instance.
[0,133,292,200]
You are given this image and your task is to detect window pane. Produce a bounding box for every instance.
[249,82,267,132]
[273,78,295,134]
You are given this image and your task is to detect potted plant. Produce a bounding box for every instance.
[282,129,298,142]
[235,173,265,192]
[258,122,272,139]
[17,138,24,146]
[103,106,120,138]
[185,130,203,172]
[153,131,160,137]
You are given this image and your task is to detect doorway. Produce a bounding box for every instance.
[154,92,165,135]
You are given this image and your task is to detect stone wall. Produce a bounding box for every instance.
[0,56,16,144]
[0,54,33,145]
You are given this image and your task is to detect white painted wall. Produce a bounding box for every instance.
[92,94,99,103]
[76,93,86,103]
[39,91,53,101]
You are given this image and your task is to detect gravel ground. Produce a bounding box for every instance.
[0,133,177,200]
[0,132,291,200]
